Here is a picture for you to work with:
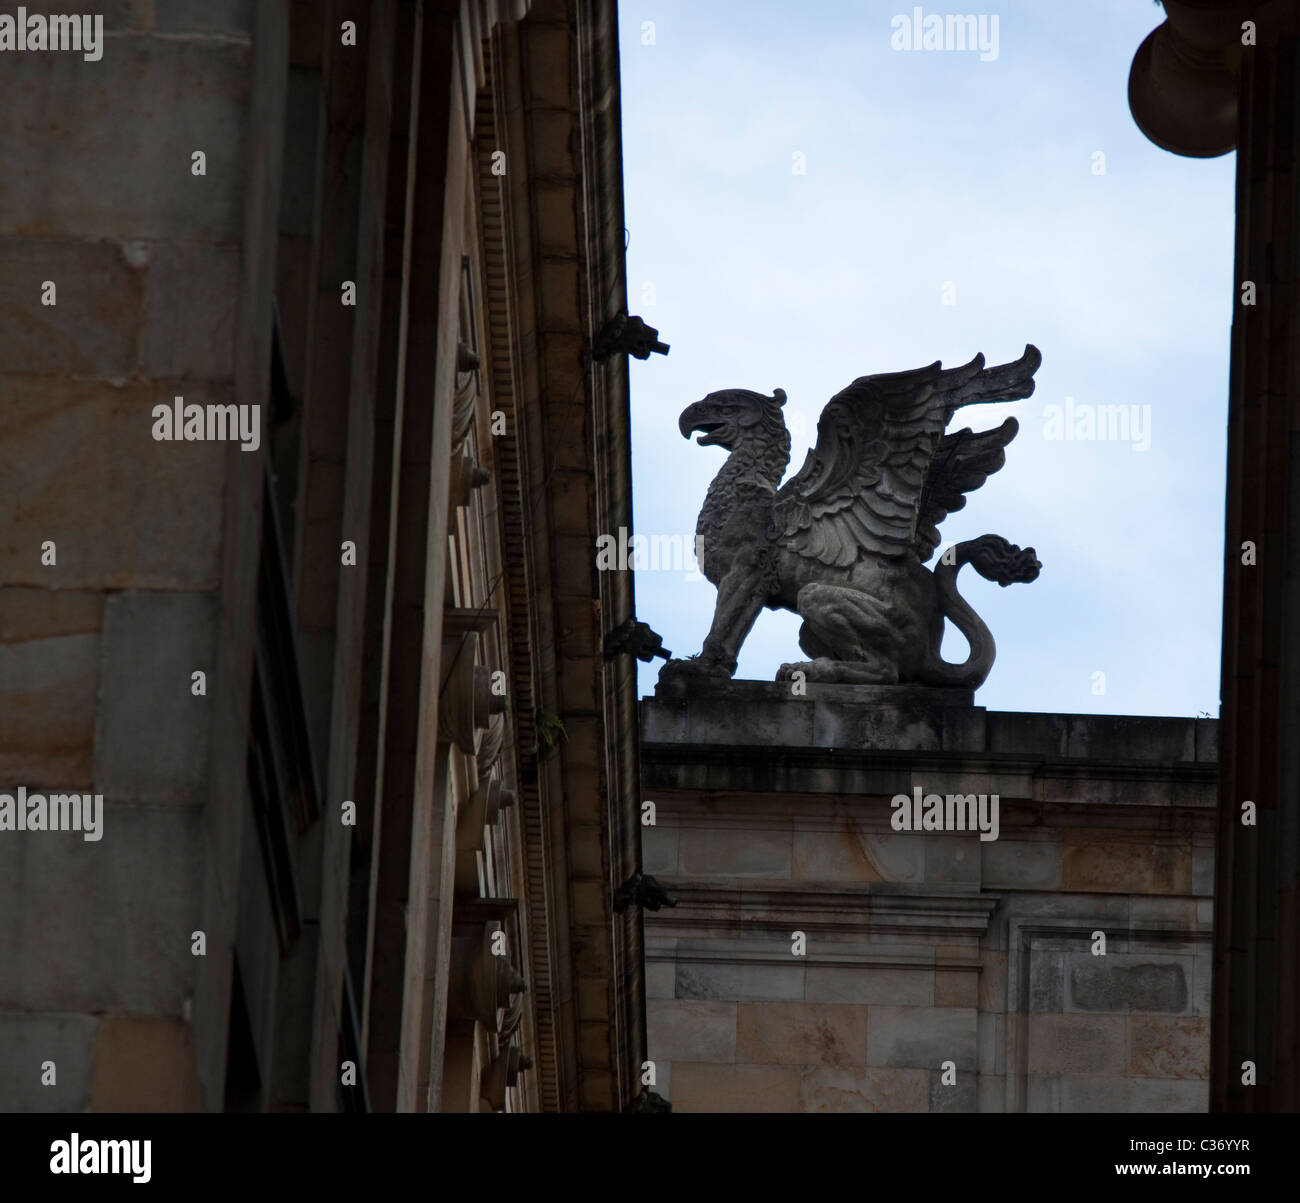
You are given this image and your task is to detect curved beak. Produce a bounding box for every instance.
[679,400,727,445]
[679,400,707,439]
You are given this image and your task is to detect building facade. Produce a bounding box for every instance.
[642,683,1216,1112]
[0,0,646,1113]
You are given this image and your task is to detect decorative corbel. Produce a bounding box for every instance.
[448,921,527,1030]
[454,776,518,894]
[440,633,507,754]
[448,449,491,531]
[480,1041,533,1112]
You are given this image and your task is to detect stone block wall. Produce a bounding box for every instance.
[640,685,1216,1113]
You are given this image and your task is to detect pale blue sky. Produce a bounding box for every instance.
[618,0,1234,717]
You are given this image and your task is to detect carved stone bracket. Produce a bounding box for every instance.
[476,712,506,778]
[448,449,491,531]
[454,776,518,894]
[452,339,481,453]
[439,632,508,754]
[448,920,527,1030]
[480,1041,533,1111]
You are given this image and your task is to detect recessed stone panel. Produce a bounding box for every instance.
[1067,956,1189,1014]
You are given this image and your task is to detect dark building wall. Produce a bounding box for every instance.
[0,0,644,1114]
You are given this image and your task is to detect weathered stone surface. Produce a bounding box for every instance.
[925,836,981,886]
[91,1017,203,1111]
[980,950,1007,1012]
[646,1000,736,1063]
[101,1,255,33]
[1054,1073,1209,1112]
[978,1073,1006,1112]
[0,380,226,589]
[0,589,102,786]
[978,1011,1004,1074]
[139,242,240,381]
[0,806,201,1013]
[983,837,1062,889]
[0,1011,97,1112]
[645,959,675,1000]
[796,828,926,884]
[867,1005,976,1070]
[736,1002,868,1068]
[1027,1014,1127,1076]
[1062,831,1190,894]
[813,701,944,752]
[930,1067,977,1112]
[1067,957,1189,1014]
[641,825,678,876]
[94,591,217,804]
[676,825,791,878]
[670,1062,801,1112]
[0,237,143,376]
[934,968,978,1007]
[1128,1016,1209,1079]
[1054,1074,1130,1112]
[1192,949,1212,1017]
[677,959,805,1003]
[643,690,1216,1112]
[804,965,930,1007]
[1029,948,1064,1012]
[1064,716,1197,763]
[0,40,251,242]
[1128,1076,1209,1111]
[799,1066,928,1112]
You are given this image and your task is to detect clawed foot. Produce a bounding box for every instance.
[656,655,733,686]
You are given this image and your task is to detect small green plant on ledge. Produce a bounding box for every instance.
[536,711,568,756]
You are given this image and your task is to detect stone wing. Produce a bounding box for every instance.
[913,418,1021,564]
[771,365,952,565]
[771,346,1040,568]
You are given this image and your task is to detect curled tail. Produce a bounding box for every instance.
[917,535,1041,689]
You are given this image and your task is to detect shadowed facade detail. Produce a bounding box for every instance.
[661,345,1043,689]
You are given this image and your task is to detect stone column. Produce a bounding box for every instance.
[1130,0,1300,1111]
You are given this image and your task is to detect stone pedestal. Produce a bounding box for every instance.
[640,683,1217,1112]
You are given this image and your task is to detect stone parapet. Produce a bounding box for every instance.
[641,685,1216,1113]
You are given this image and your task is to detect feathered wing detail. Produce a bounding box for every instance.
[913,417,1020,563]
[771,345,1040,568]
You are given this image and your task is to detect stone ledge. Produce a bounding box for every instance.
[653,677,974,708]
[643,686,1218,767]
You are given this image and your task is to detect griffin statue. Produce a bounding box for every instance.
[659,344,1043,690]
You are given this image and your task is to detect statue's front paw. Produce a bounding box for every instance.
[656,655,732,687]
